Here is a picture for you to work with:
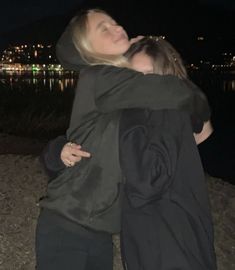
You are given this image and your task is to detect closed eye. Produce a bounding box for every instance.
[110,19,118,25]
[101,26,108,32]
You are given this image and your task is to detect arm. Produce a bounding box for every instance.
[40,135,67,179]
[40,136,91,180]
[56,22,210,123]
[90,65,210,122]
[56,20,209,122]
[194,120,213,145]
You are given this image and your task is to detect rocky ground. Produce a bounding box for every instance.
[0,134,235,270]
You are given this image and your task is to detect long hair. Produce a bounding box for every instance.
[125,36,187,79]
[71,8,129,67]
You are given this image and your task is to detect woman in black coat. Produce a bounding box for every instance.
[119,37,216,270]
[37,9,212,270]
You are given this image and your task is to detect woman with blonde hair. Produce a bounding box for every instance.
[36,8,211,270]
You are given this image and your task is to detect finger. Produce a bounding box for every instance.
[67,144,91,157]
[70,144,82,149]
[61,143,91,166]
[130,35,145,44]
[66,142,81,149]
[65,159,75,167]
[62,150,90,162]
[61,149,76,164]
[71,145,91,158]
[66,148,91,158]
[76,150,91,158]
[69,155,82,163]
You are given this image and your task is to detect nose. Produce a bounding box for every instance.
[113,24,123,32]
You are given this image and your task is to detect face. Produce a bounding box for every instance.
[87,12,130,56]
[129,51,154,74]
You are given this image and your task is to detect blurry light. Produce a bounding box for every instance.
[197,36,204,41]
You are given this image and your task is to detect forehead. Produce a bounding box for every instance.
[130,51,154,73]
[131,52,153,66]
[87,12,113,30]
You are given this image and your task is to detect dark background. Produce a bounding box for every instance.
[1,0,234,62]
[1,0,235,182]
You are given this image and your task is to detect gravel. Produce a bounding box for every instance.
[0,154,234,270]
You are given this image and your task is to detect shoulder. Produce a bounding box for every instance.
[80,64,141,81]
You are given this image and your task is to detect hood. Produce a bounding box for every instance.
[56,18,88,71]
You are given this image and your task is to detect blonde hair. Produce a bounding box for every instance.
[125,36,187,79]
[71,8,129,67]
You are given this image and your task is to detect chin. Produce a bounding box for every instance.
[119,43,131,53]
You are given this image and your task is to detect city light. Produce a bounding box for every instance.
[197,36,204,41]
[0,42,234,74]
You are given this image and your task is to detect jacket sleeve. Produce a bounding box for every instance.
[40,135,67,180]
[119,110,180,208]
[89,65,210,123]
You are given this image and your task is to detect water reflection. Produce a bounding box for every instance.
[223,80,235,92]
[0,70,234,93]
[0,70,78,92]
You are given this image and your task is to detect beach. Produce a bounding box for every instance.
[0,134,235,270]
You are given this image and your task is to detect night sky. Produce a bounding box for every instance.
[0,0,84,33]
[1,0,234,33]
[0,0,234,56]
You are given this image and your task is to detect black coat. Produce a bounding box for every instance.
[39,19,211,234]
[120,109,217,270]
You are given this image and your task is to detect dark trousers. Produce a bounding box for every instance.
[35,209,113,270]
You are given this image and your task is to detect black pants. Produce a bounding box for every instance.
[35,209,113,270]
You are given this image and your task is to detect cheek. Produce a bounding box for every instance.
[90,36,112,54]
[95,40,129,55]
[91,39,106,53]
[130,61,144,72]
[130,59,154,73]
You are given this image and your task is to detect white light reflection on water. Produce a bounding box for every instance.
[223,79,235,92]
[0,70,78,92]
[0,70,234,93]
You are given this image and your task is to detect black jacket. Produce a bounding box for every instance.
[40,19,211,233]
[120,109,217,270]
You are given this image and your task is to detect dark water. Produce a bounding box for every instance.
[0,70,235,182]
[0,70,77,139]
[190,71,235,183]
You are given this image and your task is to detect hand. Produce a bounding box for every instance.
[194,121,213,145]
[61,142,91,167]
[130,35,145,45]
